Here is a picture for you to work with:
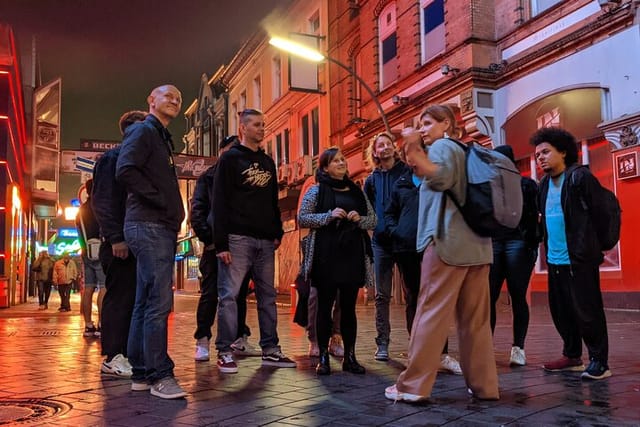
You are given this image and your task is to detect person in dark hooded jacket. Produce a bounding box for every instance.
[489,144,540,367]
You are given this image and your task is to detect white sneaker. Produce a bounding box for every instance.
[194,337,210,361]
[510,346,526,366]
[439,354,463,375]
[308,341,320,357]
[329,334,344,357]
[231,335,262,356]
[101,354,132,378]
[384,384,429,403]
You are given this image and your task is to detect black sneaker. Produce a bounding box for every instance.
[262,350,297,368]
[581,360,612,380]
[83,325,97,337]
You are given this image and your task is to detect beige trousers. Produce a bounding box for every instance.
[395,245,499,399]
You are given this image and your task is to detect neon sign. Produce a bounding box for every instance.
[58,228,79,238]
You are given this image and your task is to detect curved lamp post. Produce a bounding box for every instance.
[269,36,392,135]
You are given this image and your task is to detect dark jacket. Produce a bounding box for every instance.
[539,164,604,265]
[383,170,419,253]
[115,114,185,232]
[92,147,127,244]
[75,197,100,252]
[190,165,215,246]
[364,160,410,246]
[213,144,283,253]
[492,177,541,249]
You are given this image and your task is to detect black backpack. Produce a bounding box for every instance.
[570,167,621,251]
[445,139,523,237]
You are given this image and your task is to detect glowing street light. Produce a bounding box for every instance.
[269,36,392,135]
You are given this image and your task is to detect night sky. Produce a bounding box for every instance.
[1,0,293,148]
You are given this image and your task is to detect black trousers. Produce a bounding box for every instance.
[315,282,360,352]
[194,249,251,341]
[99,241,137,358]
[548,263,609,364]
[58,283,72,310]
[37,280,52,305]
[397,251,449,354]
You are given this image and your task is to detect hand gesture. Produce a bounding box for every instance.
[331,207,347,220]
[217,251,232,265]
[347,210,361,222]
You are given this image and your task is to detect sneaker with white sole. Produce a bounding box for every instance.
[374,344,389,361]
[194,337,210,361]
[231,335,262,356]
[131,380,151,391]
[262,350,297,368]
[308,341,320,357]
[581,359,612,380]
[384,384,428,403]
[329,334,344,357]
[510,346,526,366]
[150,376,187,399]
[217,352,238,373]
[101,354,132,378]
[439,354,463,375]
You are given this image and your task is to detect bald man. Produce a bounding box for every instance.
[115,85,186,399]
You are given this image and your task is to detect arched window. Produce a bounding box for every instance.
[378,2,397,89]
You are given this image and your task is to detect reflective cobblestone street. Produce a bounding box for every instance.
[0,292,638,426]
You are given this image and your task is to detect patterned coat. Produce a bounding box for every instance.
[297,184,376,286]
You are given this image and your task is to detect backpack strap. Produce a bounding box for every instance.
[442,138,468,210]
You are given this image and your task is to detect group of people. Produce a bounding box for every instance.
[52,81,611,403]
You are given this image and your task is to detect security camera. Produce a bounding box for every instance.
[440,64,459,76]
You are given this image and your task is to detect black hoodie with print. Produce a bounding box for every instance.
[213,144,284,253]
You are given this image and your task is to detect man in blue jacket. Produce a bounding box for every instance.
[116,85,187,399]
[364,132,409,361]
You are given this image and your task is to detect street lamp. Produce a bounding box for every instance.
[269,36,392,135]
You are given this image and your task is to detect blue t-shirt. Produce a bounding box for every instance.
[545,173,570,265]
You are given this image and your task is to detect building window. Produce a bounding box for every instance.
[272,128,290,166]
[272,55,282,101]
[240,91,247,111]
[231,102,238,134]
[421,0,445,64]
[300,107,319,157]
[253,75,262,110]
[531,0,561,16]
[309,10,320,34]
[350,52,362,120]
[378,3,397,89]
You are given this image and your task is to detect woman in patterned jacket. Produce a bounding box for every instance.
[298,147,376,375]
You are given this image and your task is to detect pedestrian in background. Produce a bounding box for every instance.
[190,135,260,362]
[489,144,540,366]
[384,139,462,375]
[53,253,78,313]
[116,85,187,399]
[213,108,295,373]
[76,178,106,338]
[364,132,410,362]
[91,110,146,379]
[385,105,499,403]
[32,250,54,310]
[298,147,375,375]
[532,127,611,380]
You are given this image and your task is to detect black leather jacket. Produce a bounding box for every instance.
[539,164,604,266]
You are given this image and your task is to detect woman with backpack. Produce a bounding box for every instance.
[385,104,499,403]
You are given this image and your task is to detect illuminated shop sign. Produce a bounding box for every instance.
[58,228,79,238]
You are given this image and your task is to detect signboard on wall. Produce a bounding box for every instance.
[616,151,638,180]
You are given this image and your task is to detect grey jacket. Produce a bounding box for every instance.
[416,138,492,266]
[298,184,377,285]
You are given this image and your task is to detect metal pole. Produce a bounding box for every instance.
[324,56,392,135]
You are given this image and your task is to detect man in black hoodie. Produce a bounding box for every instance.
[213,108,295,373]
[364,132,410,361]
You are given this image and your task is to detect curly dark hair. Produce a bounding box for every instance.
[529,127,578,166]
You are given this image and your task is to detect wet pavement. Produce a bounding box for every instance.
[0,291,639,426]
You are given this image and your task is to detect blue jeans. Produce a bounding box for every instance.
[373,241,395,345]
[124,221,177,383]
[489,239,537,348]
[215,234,279,354]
